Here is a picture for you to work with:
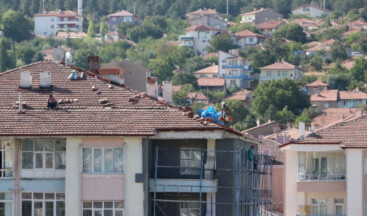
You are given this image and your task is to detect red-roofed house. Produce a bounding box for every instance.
[305,80,329,95]
[291,18,321,31]
[55,31,87,39]
[107,10,141,31]
[189,15,227,30]
[234,30,265,49]
[34,10,83,37]
[186,92,208,104]
[197,77,226,91]
[256,20,286,36]
[291,3,332,18]
[194,65,219,78]
[186,8,222,19]
[259,61,302,83]
[240,8,283,26]
[226,89,253,103]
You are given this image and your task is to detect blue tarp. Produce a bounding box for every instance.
[197,106,224,124]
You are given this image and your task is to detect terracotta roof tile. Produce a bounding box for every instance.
[256,20,285,29]
[197,78,225,87]
[305,80,329,87]
[194,65,218,74]
[187,92,207,100]
[310,90,338,102]
[312,108,358,128]
[186,9,221,17]
[202,52,219,60]
[35,10,81,17]
[339,91,367,100]
[226,89,252,101]
[235,30,265,38]
[241,8,273,15]
[172,85,182,92]
[259,61,296,70]
[108,10,134,17]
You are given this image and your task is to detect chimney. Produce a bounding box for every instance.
[78,0,83,16]
[299,122,305,138]
[40,72,52,88]
[162,81,172,104]
[256,119,260,127]
[88,56,101,74]
[20,71,32,88]
[357,109,363,118]
[146,77,158,98]
[65,52,72,66]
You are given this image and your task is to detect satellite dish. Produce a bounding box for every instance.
[52,48,65,63]
[65,52,72,66]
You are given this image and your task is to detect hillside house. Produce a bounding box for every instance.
[291,3,332,18]
[240,8,283,26]
[259,61,302,83]
[107,10,142,31]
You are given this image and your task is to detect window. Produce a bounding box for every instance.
[222,60,226,63]
[202,40,206,42]
[0,140,14,178]
[277,71,281,76]
[198,31,206,39]
[334,199,344,216]
[83,201,124,216]
[51,25,54,29]
[324,103,329,108]
[248,38,254,43]
[83,148,124,174]
[21,139,66,170]
[311,199,327,215]
[180,202,200,216]
[0,192,13,216]
[282,71,288,76]
[222,65,225,69]
[50,18,54,22]
[180,148,201,175]
[266,71,271,76]
[22,192,65,216]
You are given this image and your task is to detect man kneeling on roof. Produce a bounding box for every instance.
[47,94,57,109]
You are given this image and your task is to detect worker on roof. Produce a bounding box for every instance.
[221,101,231,127]
[47,94,57,110]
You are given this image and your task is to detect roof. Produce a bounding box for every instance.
[197,78,225,87]
[312,108,358,128]
[292,4,333,13]
[186,92,207,100]
[258,139,284,164]
[305,80,329,87]
[241,8,274,16]
[235,30,265,38]
[35,10,81,17]
[265,128,312,141]
[259,61,296,70]
[0,61,235,136]
[256,20,285,29]
[185,24,219,32]
[339,91,367,100]
[310,90,338,102]
[194,65,218,74]
[108,10,134,17]
[342,29,360,36]
[202,52,218,60]
[226,89,252,101]
[186,9,221,17]
[172,85,182,92]
[243,121,283,137]
[287,116,367,148]
[56,32,87,38]
[291,18,321,28]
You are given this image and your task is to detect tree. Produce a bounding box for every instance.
[294,108,318,126]
[273,0,292,17]
[349,57,367,82]
[228,23,260,33]
[100,22,107,42]
[172,72,198,87]
[117,22,135,35]
[273,23,307,43]
[310,55,323,71]
[274,106,296,125]
[2,9,32,42]
[323,63,350,90]
[142,16,167,30]
[184,56,211,73]
[330,44,347,61]
[206,34,237,53]
[298,75,317,85]
[87,21,95,38]
[16,45,36,64]
[215,100,252,125]
[149,57,175,83]
[0,40,9,72]
[173,89,188,106]
[252,79,310,117]
[359,39,367,53]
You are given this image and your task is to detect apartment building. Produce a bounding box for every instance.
[292,3,332,18]
[0,60,272,216]
[107,10,142,31]
[34,10,83,37]
[259,61,303,83]
[240,8,283,26]
[280,115,367,216]
[218,50,254,89]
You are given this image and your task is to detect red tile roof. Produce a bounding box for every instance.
[172,85,182,92]
[197,78,225,87]
[194,65,218,74]
[256,20,285,29]
[241,8,274,15]
[310,90,338,102]
[259,61,296,70]
[226,89,252,101]
[339,91,367,100]
[187,92,207,100]
[342,29,360,36]
[108,10,134,17]
[312,108,358,128]
[235,30,265,38]
[0,61,237,136]
[305,80,329,87]
[186,9,221,17]
[56,32,87,38]
[35,10,81,17]
[185,24,219,32]
[202,52,219,60]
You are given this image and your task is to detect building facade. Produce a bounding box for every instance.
[107,10,142,31]
[240,8,283,26]
[292,3,332,18]
[259,61,302,83]
[34,11,83,37]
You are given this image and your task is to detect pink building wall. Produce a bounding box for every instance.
[272,166,284,213]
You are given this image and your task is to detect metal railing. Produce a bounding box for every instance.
[298,174,346,182]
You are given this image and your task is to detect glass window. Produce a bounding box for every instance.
[83,201,124,216]
[0,192,13,216]
[311,199,327,215]
[0,139,14,178]
[180,148,202,175]
[22,192,65,216]
[83,148,124,174]
[180,202,200,216]
[334,199,344,216]
[21,139,66,170]
[266,71,271,76]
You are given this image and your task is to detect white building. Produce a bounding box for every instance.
[218,50,253,89]
[259,60,302,83]
[233,30,265,50]
[34,10,83,37]
[292,3,332,18]
[240,8,283,26]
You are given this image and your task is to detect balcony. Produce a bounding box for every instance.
[149,178,218,193]
[226,75,253,80]
[298,174,346,182]
[179,33,194,40]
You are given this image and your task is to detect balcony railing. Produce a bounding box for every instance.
[179,34,194,40]
[226,75,253,80]
[298,174,346,182]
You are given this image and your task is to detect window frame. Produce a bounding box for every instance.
[83,147,125,174]
[21,192,65,216]
[334,198,344,216]
[0,139,15,178]
[0,192,13,216]
[180,148,202,175]
[311,198,327,215]
[82,201,124,216]
[180,202,200,216]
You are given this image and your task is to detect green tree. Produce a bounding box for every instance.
[274,106,296,124]
[16,45,36,64]
[117,22,135,35]
[100,22,107,42]
[298,75,318,85]
[310,55,323,71]
[172,72,198,87]
[273,0,292,17]
[2,9,32,42]
[0,40,9,72]
[330,44,347,61]
[142,16,167,30]
[173,89,188,106]
[294,107,318,126]
[273,23,307,43]
[206,34,237,53]
[87,21,95,38]
[149,57,175,83]
[349,57,367,81]
[323,63,350,90]
[215,100,251,125]
[184,56,211,73]
[252,79,310,117]
[359,39,367,52]
[228,23,259,33]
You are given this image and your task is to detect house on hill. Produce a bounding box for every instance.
[291,3,332,18]
[240,8,283,26]
[259,61,303,83]
[107,10,142,31]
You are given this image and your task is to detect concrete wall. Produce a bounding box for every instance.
[218,51,235,78]
[35,16,56,37]
[272,166,284,212]
[292,6,331,18]
[346,149,363,216]
[337,99,367,108]
[260,69,298,83]
[311,101,338,112]
[284,150,298,215]
[82,175,125,200]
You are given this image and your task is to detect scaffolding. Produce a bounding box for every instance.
[152,146,275,216]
